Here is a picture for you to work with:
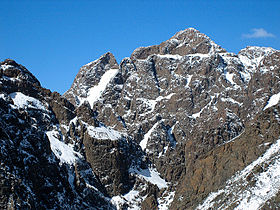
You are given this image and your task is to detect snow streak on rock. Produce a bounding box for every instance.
[157,54,183,60]
[138,94,175,117]
[140,121,160,150]
[86,68,119,108]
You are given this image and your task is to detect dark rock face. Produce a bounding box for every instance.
[83,136,132,196]
[0,61,114,209]
[1,28,280,209]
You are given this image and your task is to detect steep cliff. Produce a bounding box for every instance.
[1,28,280,209]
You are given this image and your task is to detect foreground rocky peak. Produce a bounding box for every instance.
[1,28,280,209]
[0,60,114,208]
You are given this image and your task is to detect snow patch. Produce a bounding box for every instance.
[87,125,122,140]
[263,92,280,110]
[187,53,211,58]
[239,55,255,70]
[46,130,81,165]
[167,123,177,147]
[259,142,271,147]
[191,97,214,119]
[9,92,47,111]
[158,191,175,210]
[192,110,203,119]
[157,54,182,60]
[130,167,168,189]
[239,71,251,83]
[235,159,280,209]
[1,64,13,70]
[158,145,169,158]
[224,71,236,85]
[221,97,243,106]
[156,93,175,101]
[238,46,277,72]
[222,130,245,145]
[111,189,143,210]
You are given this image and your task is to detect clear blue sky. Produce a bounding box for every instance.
[1,0,279,94]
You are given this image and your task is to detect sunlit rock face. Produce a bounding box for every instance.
[1,28,280,209]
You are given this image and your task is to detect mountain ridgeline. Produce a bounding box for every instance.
[1,28,280,209]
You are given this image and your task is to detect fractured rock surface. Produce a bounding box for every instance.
[1,28,280,209]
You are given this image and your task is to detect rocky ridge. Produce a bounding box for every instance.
[1,28,280,209]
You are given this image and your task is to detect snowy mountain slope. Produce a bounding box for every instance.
[0,60,114,209]
[64,28,280,209]
[197,136,280,209]
[1,28,280,209]
[0,58,169,209]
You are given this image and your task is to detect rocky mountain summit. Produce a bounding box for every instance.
[1,28,280,209]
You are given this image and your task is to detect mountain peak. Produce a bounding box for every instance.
[0,59,40,86]
[171,27,201,38]
[131,28,226,60]
[1,58,20,67]
[63,52,119,106]
[84,52,118,70]
[2,28,280,210]
[238,46,278,70]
